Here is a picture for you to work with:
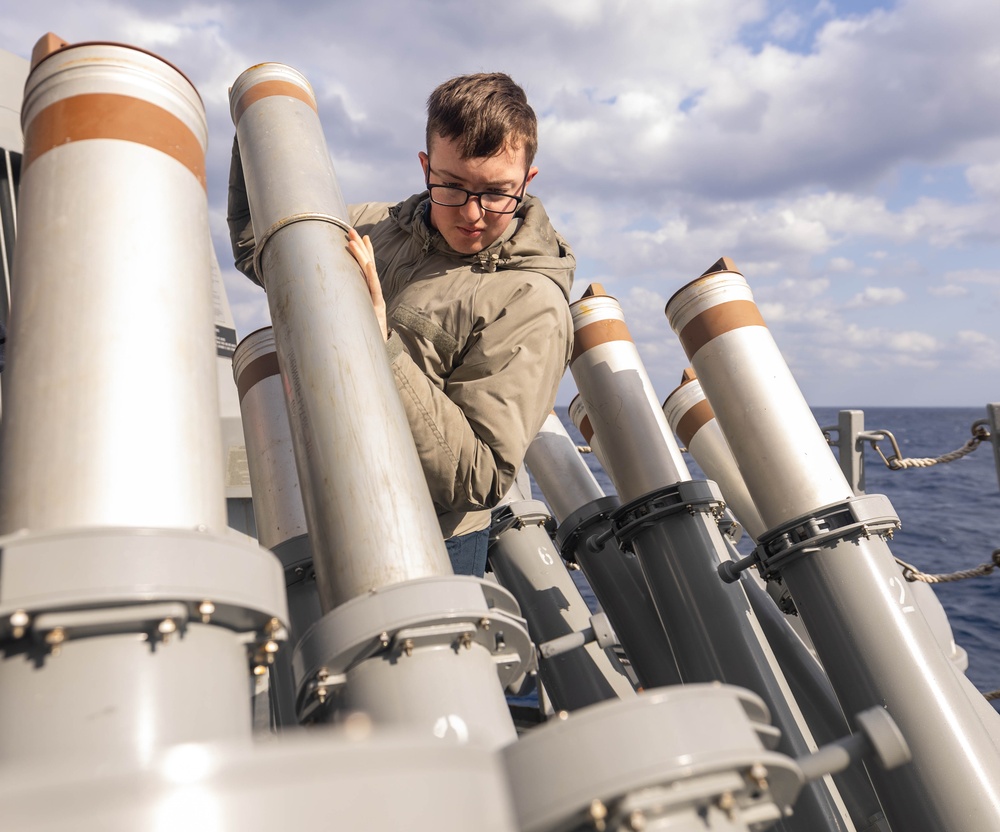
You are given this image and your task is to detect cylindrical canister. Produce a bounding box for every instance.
[232,328,308,552]
[231,64,451,610]
[662,373,767,540]
[664,267,852,528]
[569,288,689,503]
[568,394,613,477]
[0,40,225,533]
[525,412,605,524]
[666,259,1000,831]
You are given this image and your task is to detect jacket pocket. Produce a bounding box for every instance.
[391,304,459,356]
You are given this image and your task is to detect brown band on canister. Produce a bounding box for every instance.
[677,300,766,359]
[236,350,281,403]
[577,413,594,444]
[674,399,715,449]
[233,80,317,125]
[23,93,206,189]
[571,318,633,363]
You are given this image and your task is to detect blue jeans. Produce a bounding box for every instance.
[445,528,489,577]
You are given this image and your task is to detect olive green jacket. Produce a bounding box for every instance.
[350,194,574,538]
[228,147,574,538]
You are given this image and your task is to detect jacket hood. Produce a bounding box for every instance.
[391,191,575,302]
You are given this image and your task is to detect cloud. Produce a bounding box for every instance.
[845,286,907,308]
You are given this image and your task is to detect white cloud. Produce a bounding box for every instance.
[845,286,907,308]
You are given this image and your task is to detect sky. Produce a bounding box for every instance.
[2,0,999,408]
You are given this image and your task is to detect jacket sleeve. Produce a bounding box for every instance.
[388,274,572,513]
[226,136,260,286]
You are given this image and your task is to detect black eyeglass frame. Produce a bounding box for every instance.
[424,165,530,215]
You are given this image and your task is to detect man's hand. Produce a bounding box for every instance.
[347,227,388,342]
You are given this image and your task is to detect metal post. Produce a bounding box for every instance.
[666,258,1000,831]
[231,63,529,748]
[526,412,682,689]
[571,285,857,832]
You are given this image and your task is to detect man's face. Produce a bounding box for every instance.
[419,134,537,255]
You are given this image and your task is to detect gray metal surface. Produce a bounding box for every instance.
[504,684,803,832]
[0,723,520,832]
[610,484,858,832]
[556,499,682,690]
[667,264,1000,831]
[233,327,310,552]
[523,412,679,690]
[663,375,766,540]
[1,42,225,533]
[231,63,449,610]
[488,499,636,709]
[292,575,529,747]
[525,412,605,523]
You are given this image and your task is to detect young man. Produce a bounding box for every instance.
[229,73,574,577]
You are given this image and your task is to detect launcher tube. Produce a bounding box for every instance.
[231,64,450,610]
[663,376,767,540]
[665,271,851,528]
[666,262,1000,831]
[525,413,605,524]
[569,293,689,502]
[0,40,224,533]
[233,328,309,552]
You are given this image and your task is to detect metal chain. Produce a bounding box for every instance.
[986,690,1000,701]
[895,550,1000,584]
[866,420,991,471]
[576,445,592,454]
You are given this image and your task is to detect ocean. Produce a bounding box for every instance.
[549,405,1000,711]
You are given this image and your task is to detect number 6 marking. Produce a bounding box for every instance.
[538,546,554,566]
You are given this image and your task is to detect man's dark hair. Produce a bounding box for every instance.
[426,73,538,166]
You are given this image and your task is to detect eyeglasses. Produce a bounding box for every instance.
[425,166,529,215]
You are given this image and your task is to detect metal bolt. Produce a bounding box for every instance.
[557,710,569,721]
[264,640,279,654]
[588,799,608,832]
[45,626,66,652]
[478,617,490,631]
[10,609,28,639]
[266,617,281,635]
[403,638,414,657]
[749,762,769,790]
[717,791,736,819]
[379,631,390,648]
[316,686,328,704]
[460,632,473,650]
[628,810,646,831]
[253,664,268,677]
[158,618,177,643]
[495,632,506,650]
[198,600,215,623]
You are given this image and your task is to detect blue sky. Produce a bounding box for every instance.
[2,0,998,407]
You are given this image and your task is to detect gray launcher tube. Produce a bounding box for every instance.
[230,64,450,610]
[526,413,682,689]
[527,412,605,524]
[0,38,226,534]
[663,373,767,541]
[488,489,637,709]
[232,65,519,748]
[0,37,260,763]
[232,327,319,643]
[570,286,856,832]
[666,259,1000,831]
[570,287,690,500]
